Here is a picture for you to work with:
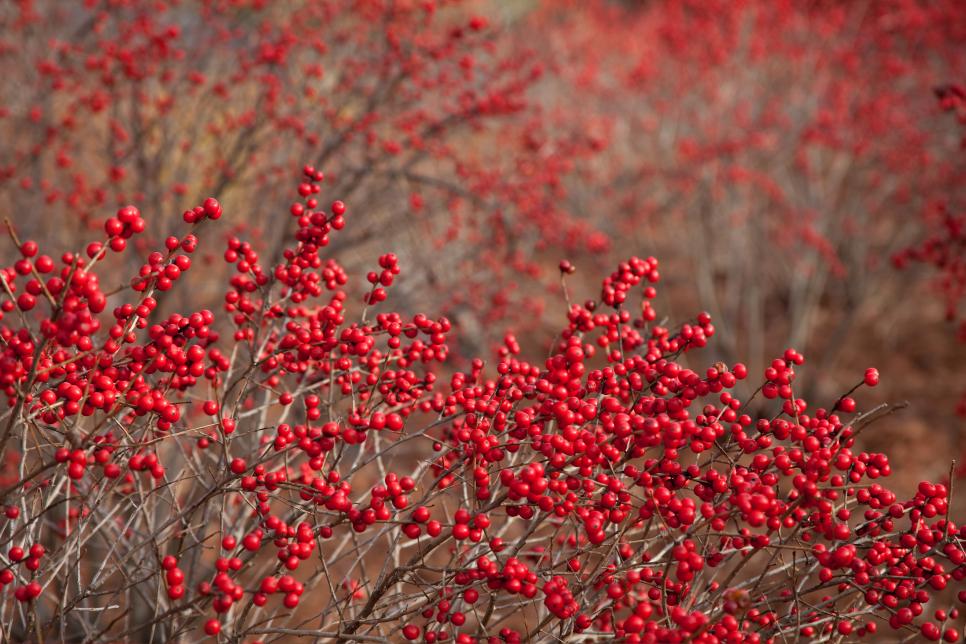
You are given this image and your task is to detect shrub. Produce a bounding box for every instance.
[527,0,965,391]
[0,0,601,351]
[0,168,962,642]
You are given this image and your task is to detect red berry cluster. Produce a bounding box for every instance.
[0,167,962,643]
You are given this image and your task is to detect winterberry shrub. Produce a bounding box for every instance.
[526,0,965,392]
[0,0,601,351]
[0,167,963,642]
